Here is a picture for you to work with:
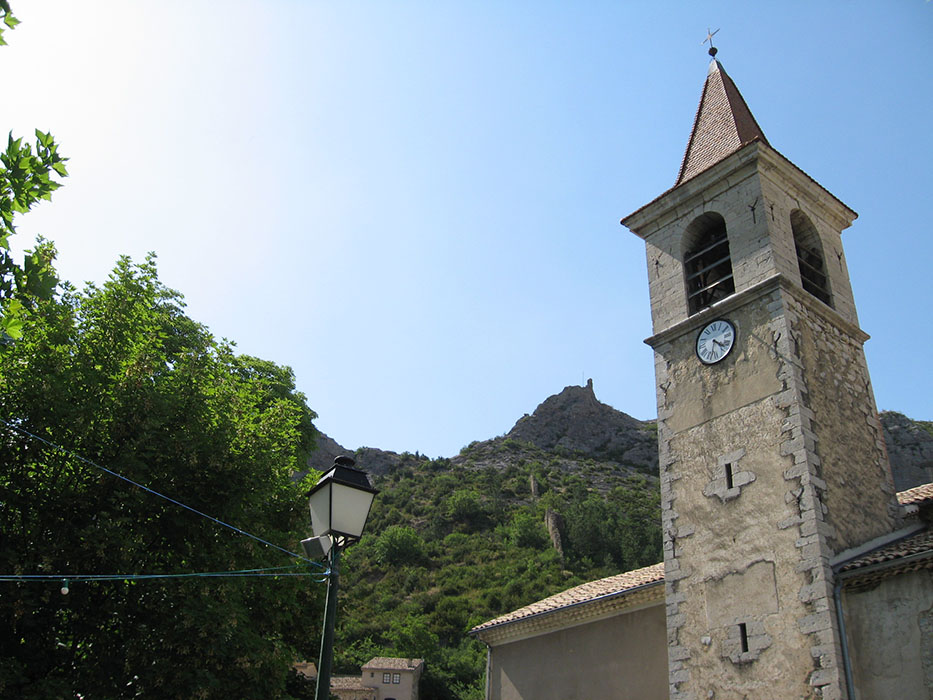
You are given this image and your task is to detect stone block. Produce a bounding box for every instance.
[778,515,804,530]
[798,611,833,635]
[808,669,838,687]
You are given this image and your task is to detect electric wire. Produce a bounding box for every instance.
[0,564,329,584]
[0,418,328,578]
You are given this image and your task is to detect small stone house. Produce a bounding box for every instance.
[295,657,423,700]
[360,657,424,700]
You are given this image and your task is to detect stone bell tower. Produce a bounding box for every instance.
[622,56,899,700]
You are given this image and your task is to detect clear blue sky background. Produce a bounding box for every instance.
[6,2,931,458]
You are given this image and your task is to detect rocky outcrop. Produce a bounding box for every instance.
[352,447,407,477]
[506,379,658,469]
[307,432,347,473]
[880,411,933,491]
[308,437,407,478]
[545,509,565,563]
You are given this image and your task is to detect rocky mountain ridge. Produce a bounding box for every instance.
[502,379,657,469]
[881,411,933,490]
[310,381,932,492]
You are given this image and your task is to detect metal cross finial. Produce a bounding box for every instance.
[703,27,720,58]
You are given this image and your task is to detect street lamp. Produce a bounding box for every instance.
[304,456,377,700]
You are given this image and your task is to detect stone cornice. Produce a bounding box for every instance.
[622,141,762,237]
[645,274,869,349]
[622,141,856,239]
[756,146,856,232]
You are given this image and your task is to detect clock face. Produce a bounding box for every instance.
[696,319,736,365]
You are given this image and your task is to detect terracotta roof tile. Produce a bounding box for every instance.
[838,527,933,575]
[331,676,367,690]
[470,562,664,633]
[898,482,933,507]
[676,60,768,186]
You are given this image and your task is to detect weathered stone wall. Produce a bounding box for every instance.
[656,288,849,699]
[787,290,899,551]
[485,604,668,700]
[843,569,933,699]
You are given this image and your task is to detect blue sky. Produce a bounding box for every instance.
[6,1,932,458]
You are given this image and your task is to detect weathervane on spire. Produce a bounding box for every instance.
[703,27,720,58]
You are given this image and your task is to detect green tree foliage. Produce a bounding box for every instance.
[445,489,487,531]
[563,483,662,570]
[374,525,425,566]
[0,2,19,46]
[0,4,69,341]
[507,509,548,548]
[0,256,321,698]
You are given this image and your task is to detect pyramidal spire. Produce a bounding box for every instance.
[675,59,769,185]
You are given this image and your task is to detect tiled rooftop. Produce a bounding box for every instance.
[838,528,933,574]
[470,562,664,633]
[676,59,768,185]
[331,676,368,690]
[362,657,424,671]
[897,482,933,507]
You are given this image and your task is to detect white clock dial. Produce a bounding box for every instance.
[696,319,736,365]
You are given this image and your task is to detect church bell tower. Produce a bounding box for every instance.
[622,55,899,700]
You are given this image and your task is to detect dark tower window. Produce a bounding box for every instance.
[684,213,734,315]
[791,210,832,307]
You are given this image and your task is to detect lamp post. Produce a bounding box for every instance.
[303,456,377,700]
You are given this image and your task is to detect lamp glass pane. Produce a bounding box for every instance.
[330,482,375,538]
[308,482,332,537]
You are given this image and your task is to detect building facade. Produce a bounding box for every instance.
[472,56,933,700]
[622,56,900,700]
[475,565,666,699]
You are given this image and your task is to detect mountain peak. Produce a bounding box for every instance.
[506,380,656,466]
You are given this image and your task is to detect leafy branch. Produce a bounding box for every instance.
[0,2,20,47]
[1,131,69,242]
[0,4,69,341]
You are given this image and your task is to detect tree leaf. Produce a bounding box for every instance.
[0,297,24,340]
